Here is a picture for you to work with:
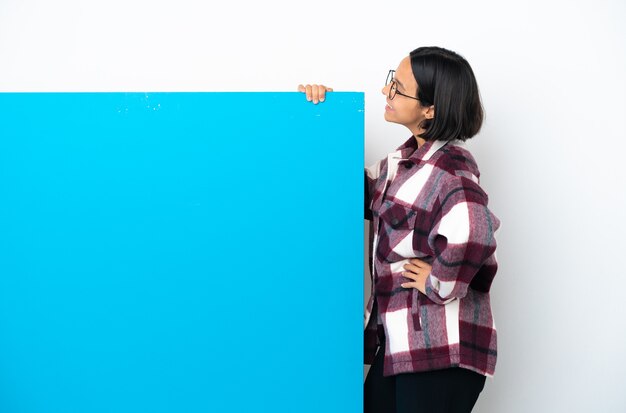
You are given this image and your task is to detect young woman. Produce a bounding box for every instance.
[299,46,500,413]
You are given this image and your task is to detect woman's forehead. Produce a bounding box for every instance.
[395,57,416,88]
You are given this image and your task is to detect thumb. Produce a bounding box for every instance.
[297,84,306,92]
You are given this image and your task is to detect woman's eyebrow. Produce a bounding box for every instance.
[395,78,406,90]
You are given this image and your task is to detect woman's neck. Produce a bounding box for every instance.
[410,126,427,148]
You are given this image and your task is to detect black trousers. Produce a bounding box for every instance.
[364,338,486,413]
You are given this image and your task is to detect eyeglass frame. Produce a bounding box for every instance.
[385,70,420,102]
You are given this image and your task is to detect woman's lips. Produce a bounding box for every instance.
[385,103,394,112]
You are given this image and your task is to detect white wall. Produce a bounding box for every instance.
[2,0,625,411]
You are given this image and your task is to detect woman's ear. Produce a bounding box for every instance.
[424,105,435,120]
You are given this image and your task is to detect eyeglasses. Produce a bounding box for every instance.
[385,70,420,101]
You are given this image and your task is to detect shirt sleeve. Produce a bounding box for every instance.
[364,159,383,221]
[424,175,501,305]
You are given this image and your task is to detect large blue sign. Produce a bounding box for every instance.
[0,92,364,413]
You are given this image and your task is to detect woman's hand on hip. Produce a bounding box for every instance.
[297,84,333,104]
[401,259,433,295]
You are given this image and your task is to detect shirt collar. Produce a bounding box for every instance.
[394,135,450,164]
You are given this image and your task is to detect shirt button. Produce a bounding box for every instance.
[391,218,399,226]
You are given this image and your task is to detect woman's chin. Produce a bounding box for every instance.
[383,113,400,125]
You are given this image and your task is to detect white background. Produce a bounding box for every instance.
[1,1,625,411]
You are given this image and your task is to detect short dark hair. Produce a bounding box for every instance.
[409,46,484,141]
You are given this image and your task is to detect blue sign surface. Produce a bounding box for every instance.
[0,92,364,413]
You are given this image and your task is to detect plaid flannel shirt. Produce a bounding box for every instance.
[364,136,501,377]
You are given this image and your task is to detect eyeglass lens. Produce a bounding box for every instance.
[386,70,397,100]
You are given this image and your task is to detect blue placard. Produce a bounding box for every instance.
[0,92,364,413]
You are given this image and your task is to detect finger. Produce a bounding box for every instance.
[297,84,305,93]
[409,259,427,268]
[401,282,417,289]
[319,85,329,102]
[326,87,334,92]
[402,271,417,281]
[403,264,421,273]
[311,85,320,104]
[305,85,312,101]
